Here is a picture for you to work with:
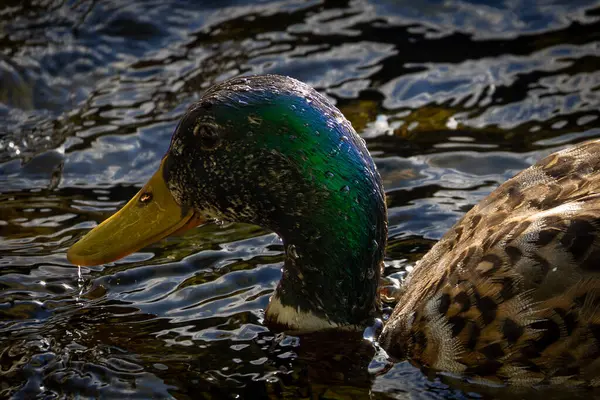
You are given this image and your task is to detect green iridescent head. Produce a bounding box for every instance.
[68,75,387,330]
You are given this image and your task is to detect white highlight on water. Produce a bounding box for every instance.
[75,265,84,305]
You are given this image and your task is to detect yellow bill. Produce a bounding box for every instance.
[67,157,205,266]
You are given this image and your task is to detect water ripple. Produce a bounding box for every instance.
[1,0,600,398]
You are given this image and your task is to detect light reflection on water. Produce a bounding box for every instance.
[1,0,600,398]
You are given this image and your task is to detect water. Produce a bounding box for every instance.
[1,0,600,398]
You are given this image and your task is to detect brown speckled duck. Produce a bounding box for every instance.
[67,75,600,386]
[380,140,600,386]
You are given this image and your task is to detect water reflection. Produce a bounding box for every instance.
[1,0,600,398]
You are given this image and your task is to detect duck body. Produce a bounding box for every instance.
[381,140,600,386]
[68,74,600,386]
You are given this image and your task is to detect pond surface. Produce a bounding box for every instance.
[1,0,600,398]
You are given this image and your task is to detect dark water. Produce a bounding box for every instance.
[1,0,600,398]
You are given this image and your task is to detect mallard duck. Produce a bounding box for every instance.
[68,75,600,387]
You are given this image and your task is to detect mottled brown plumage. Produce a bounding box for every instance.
[380,139,600,386]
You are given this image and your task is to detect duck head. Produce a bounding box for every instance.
[68,75,387,330]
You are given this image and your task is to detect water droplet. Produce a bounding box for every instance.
[314,130,320,136]
[289,135,297,141]
[363,318,383,342]
[340,135,348,142]
[325,171,334,178]
[340,185,350,193]
[75,265,84,304]
[288,244,299,259]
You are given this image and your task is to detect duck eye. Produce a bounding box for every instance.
[194,123,221,150]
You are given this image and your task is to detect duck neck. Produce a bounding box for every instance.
[265,189,387,330]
